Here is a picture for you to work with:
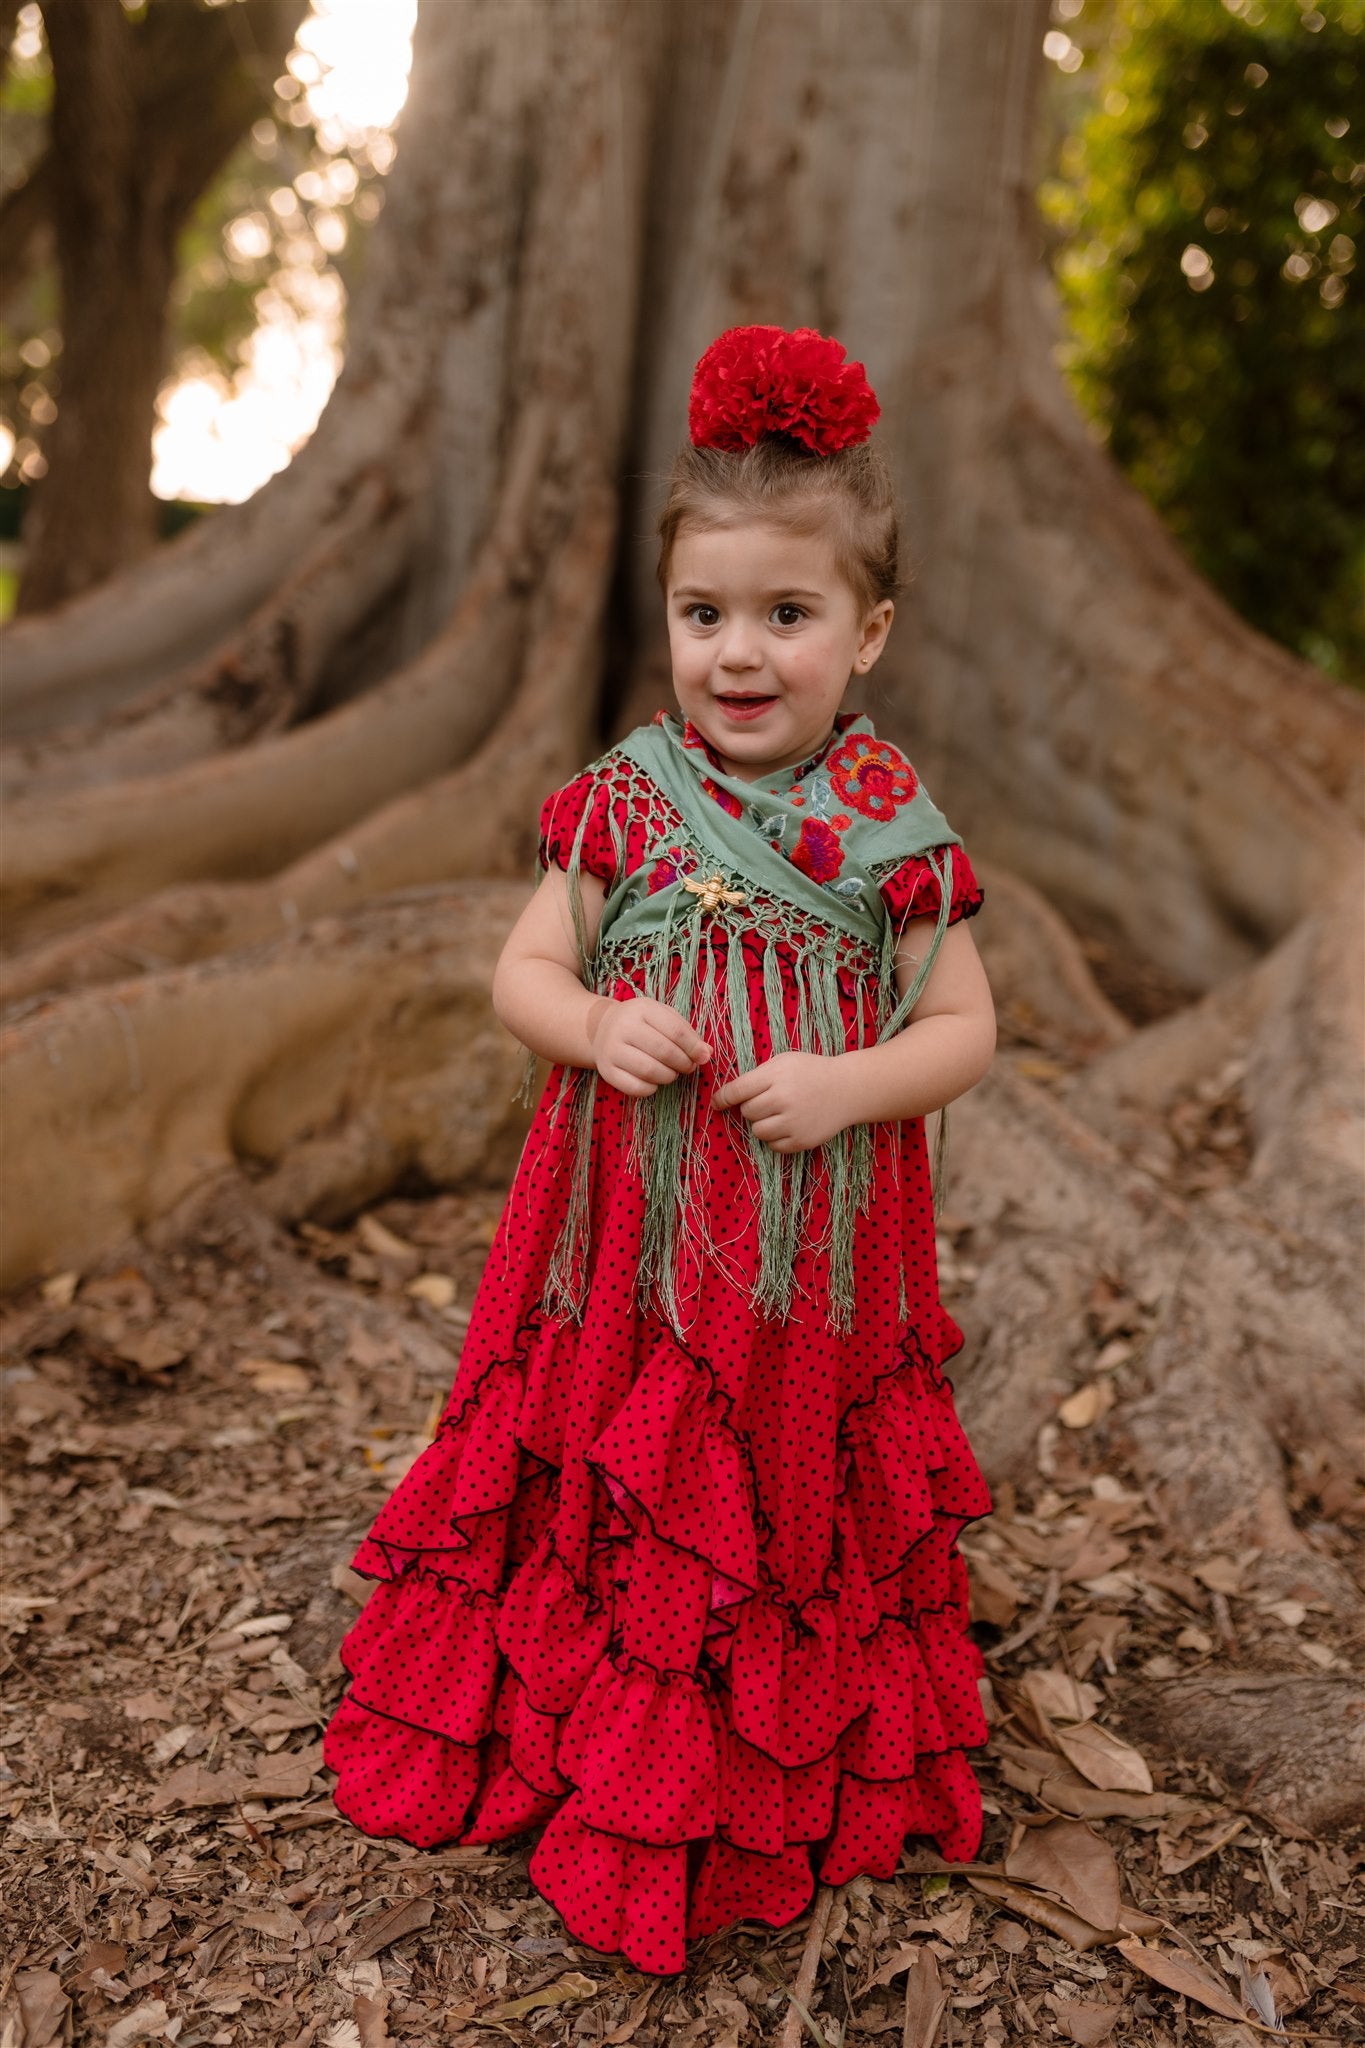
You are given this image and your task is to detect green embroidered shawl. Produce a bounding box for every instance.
[531,710,967,1337]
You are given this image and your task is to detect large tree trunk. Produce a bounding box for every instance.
[2,0,1361,1816]
[18,0,307,613]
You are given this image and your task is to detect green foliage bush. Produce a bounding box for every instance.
[1042,0,1364,681]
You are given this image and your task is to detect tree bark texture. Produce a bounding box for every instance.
[1,0,1360,1815]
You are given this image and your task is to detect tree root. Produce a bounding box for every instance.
[0,369,425,738]
[952,878,1364,1566]
[0,410,552,954]
[971,860,1132,1063]
[0,881,533,1291]
[0,472,416,799]
[948,1058,1186,1482]
[1117,1674,1365,1838]
[0,465,612,1014]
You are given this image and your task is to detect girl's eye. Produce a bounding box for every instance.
[771,603,806,627]
[685,603,720,627]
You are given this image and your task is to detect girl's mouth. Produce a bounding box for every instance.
[715,693,778,722]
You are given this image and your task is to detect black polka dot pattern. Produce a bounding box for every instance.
[321,754,994,1978]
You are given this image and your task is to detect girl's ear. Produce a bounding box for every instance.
[856,598,894,672]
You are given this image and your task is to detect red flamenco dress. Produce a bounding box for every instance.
[322,722,994,1977]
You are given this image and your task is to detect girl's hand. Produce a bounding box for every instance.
[589,994,712,1098]
[713,1051,849,1152]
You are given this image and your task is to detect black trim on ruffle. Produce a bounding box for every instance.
[346,1311,986,1647]
[329,1680,987,1858]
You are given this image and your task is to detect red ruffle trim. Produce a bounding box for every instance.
[322,1315,991,1977]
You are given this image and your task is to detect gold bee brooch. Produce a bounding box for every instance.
[680,870,748,915]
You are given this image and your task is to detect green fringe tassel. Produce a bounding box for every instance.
[514,1047,541,1109]
[539,1061,599,1323]
[628,892,708,1337]
[537,836,959,1341]
[752,937,805,1320]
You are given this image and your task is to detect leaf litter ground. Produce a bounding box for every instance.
[2,1032,1363,2045]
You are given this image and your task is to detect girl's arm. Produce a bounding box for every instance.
[491,866,613,1069]
[830,916,996,1122]
[492,866,711,1093]
[714,916,995,1152]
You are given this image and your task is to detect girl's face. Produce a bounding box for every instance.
[665,519,893,782]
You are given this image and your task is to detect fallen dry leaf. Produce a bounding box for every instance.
[1158,1815,1249,1876]
[998,1744,1177,1821]
[1115,1939,1249,2024]
[353,1993,390,2048]
[1005,1816,1122,1932]
[356,1215,421,1266]
[1192,1555,1245,1596]
[602,1985,658,2042]
[967,1874,1112,1951]
[1021,1668,1104,1724]
[405,1272,456,1308]
[1054,1719,1155,1794]
[966,1553,1022,1628]
[1059,1380,1116,1429]
[9,1969,70,2048]
[344,1896,435,1963]
[1055,1998,1122,2044]
[482,1970,598,2021]
[931,1899,974,1946]
[122,1691,176,1723]
[1066,1612,1128,1675]
[105,2001,171,2048]
[239,1905,306,1942]
[237,1357,313,1396]
[149,1747,317,1812]
[902,1948,949,2048]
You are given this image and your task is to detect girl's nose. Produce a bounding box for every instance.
[717,625,763,670]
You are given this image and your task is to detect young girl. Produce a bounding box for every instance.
[322,325,997,1979]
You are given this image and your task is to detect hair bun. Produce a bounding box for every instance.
[687,324,881,457]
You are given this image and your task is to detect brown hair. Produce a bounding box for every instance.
[656,432,900,617]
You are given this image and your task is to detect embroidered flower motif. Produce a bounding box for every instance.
[700,773,745,818]
[790,817,845,883]
[827,735,918,820]
[647,848,686,894]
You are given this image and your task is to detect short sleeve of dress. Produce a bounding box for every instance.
[878,842,984,929]
[536,770,619,885]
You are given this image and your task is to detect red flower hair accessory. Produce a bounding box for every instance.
[688,324,880,457]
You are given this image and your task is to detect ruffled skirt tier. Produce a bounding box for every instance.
[322,1074,992,1976]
